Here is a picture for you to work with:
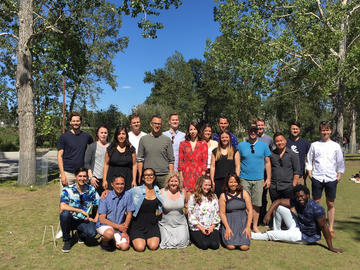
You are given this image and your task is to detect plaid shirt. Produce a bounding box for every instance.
[60,184,99,220]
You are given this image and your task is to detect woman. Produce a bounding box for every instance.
[219,174,252,250]
[200,123,218,175]
[158,172,189,249]
[178,122,207,198]
[103,127,137,191]
[187,176,220,250]
[129,168,163,251]
[210,130,240,198]
[84,125,110,195]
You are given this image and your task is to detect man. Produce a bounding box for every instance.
[213,116,238,149]
[137,115,175,188]
[238,123,271,233]
[251,185,344,253]
[96,175,134,251]
[306,121,345,237]
[163,113,185,171]
[286,121,311,186]
[270,132,301,202]
[256,117,273,149]
[128,113,147,155]
[57,112,93,188]
[59,168,99,252]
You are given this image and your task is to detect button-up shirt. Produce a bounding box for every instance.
[60,184,99,220]
[96,190,135,228]
[163,129,185,171]
[270,147,301,191]
[306,140,345,182]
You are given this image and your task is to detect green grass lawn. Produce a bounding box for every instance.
[1,161,360,270]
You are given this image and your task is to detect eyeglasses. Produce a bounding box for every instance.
[151,122,161,126]
[171,136,175,144]
[144,174,155,177]
[250,144,255,154]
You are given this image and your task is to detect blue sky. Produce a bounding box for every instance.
[96,0,221,114]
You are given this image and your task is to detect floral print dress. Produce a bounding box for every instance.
[187,194,220,231]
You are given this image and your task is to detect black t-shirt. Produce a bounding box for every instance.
[212,148,238,180]
[57,131,93,173]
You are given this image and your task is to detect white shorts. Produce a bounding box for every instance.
[96,225,127,245]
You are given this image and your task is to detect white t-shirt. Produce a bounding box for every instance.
[129,131,147,155]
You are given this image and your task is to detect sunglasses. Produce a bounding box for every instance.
[171,135,175,144]
[250,144,255,154]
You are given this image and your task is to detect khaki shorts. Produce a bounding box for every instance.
[59,171,76,193]
[241,179,264,207]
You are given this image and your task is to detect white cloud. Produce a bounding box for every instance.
[121,86,132,89]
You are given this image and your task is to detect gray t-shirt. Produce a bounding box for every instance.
[258,133,273,150]
[93,145,107,179]
[137,134,175,175]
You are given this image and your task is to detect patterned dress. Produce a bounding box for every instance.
[178,140,208,191]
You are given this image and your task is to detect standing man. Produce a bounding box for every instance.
[238,123,272,233]
[57,112,93,188]
[163,113,185,171]
[96,175,134,251]
[306,121,345,237]
[270,132,301,202]
[60,168,99,252]
[137,115,174,188]
[256,117,273,149]
[128,113,147,155]
[286,121,311,186]
[213,115,238,149]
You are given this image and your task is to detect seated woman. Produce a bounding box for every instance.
[187,176,220,250]
[159,172,189,249]
[219,174,253,251]
[129,168,162,251]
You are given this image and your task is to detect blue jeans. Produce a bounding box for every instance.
[60,211,97,241]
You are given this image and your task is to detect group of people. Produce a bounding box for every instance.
[57,112,344,254]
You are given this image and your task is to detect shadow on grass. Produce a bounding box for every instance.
[335,216,360,241]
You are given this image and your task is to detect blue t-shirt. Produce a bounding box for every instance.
[57,131,93,173]
[292,198,325,242]
[214,132,239,149]
[96,190,135,228]
[238,140,272,180]
[286,137,310,176]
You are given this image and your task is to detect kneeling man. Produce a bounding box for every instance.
[251,185,343,253]
[96,175,135,251]
[60,167,99,252]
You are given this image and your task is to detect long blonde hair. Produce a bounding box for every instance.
[215,130,234,161]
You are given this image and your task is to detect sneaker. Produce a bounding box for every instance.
[55,230,63,239]
[62,240,72,253]
[78,237,84,244]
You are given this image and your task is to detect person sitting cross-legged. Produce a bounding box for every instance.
[251,185,343,253]
[96,175,135,251]
[60,167,99,253]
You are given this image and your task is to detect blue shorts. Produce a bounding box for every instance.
[311,178,338,200]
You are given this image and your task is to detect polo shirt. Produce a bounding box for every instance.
[214,132,239,149]
[270,147,301,191]
[57,131,93,173]
[96,190,135,228]
[292,198,325,242]
[60,184,99,220]
[286,137,310,176]
[238,140,272,180]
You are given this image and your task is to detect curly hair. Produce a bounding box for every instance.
[193,175,215,205]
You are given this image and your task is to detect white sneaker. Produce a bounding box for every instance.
[56,230,63,239]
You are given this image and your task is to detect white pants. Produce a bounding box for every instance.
[251,206,305,243]
[97,225,127,245]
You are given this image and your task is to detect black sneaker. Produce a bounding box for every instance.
[62,240,72,253]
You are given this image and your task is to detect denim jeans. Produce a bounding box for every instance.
[60,211,97,241]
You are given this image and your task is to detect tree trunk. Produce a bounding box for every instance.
[16,0,36,185]
[349,103,357,154]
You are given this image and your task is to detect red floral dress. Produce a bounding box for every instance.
[178,140,208,191]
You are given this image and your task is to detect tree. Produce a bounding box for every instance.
[211,0,360,143]
[0,0,182,185]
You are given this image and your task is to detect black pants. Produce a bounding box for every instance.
[190,230,220,250]
[269,187,294,202]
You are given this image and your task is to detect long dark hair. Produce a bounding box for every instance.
[185,122,201,141]
[107,126,131,157]
[222,173,243,194]
[200,123,213,141]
